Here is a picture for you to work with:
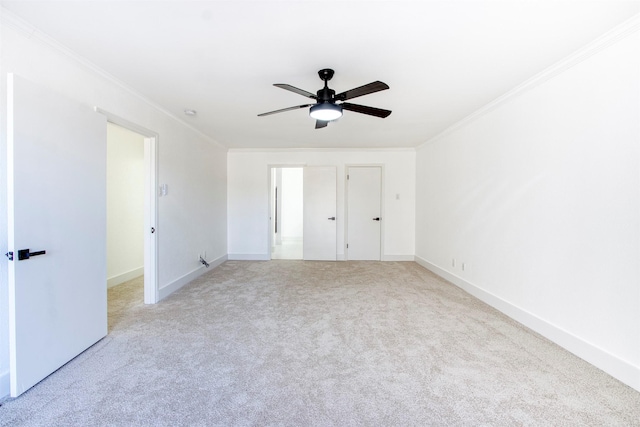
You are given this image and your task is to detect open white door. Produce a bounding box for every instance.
[347,167,382,260]
[7,74,107,397]
[303,167,337,261]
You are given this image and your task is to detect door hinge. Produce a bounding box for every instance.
[347,174,349,180]
[346,244,349,249]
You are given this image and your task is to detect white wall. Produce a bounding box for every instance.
[0,14,228,398]
[280,168,303,239]
[107,123,145,287]
[415,27,640,391]
[228,150,416,260]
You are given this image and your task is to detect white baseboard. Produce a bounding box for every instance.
[228,253,270,261]
[158,254,227,301]
[226,253,414,261]
[339,255,413,261]
[0,369,9,401]
[382,254,414,261]
[414,255,640,392]
[229,253,350,261]
[107,267,144,288]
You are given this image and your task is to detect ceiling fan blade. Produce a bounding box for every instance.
[341,103,392,118]
[315,120,328,129]
[258,104,313,117]
[335,81,389,101]
[274,84,317,99]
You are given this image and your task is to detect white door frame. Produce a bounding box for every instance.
[267,164,306,259]
[345,164,385,260]
[96,108,159,304]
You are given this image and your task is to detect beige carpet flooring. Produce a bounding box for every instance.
[1,261,639,426]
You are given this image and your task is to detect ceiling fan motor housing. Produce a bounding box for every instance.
[317,87,336,102]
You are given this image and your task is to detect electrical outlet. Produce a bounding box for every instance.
[452,258,456,268]
[462,262,466,271]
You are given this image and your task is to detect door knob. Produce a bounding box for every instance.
[6,249,47,261]
[328,216,336,220]
[373,217,381,221]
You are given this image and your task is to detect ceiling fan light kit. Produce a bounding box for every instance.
[309,102,343,121]
[258,68,391,129]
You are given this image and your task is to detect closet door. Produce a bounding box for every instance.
[347,166,382,260]
[303,167,337,260]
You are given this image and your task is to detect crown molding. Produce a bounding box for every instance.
[0,7,227,151]
[417,13,640,150]
[0,6,36,38]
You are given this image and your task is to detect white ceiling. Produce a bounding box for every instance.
[2,1,638,149]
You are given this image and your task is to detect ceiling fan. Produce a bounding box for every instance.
[258,69,392,129]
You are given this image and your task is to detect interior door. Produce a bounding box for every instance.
[7,74,107,397]
[347,166,382,260]
[303,166,337,260]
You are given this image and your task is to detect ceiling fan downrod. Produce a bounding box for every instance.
[317,68,336,103]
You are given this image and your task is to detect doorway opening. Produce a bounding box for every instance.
[98,108,158,305]
[270,167,304,260]
[106,123,145,308]
[268,166,338,261]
